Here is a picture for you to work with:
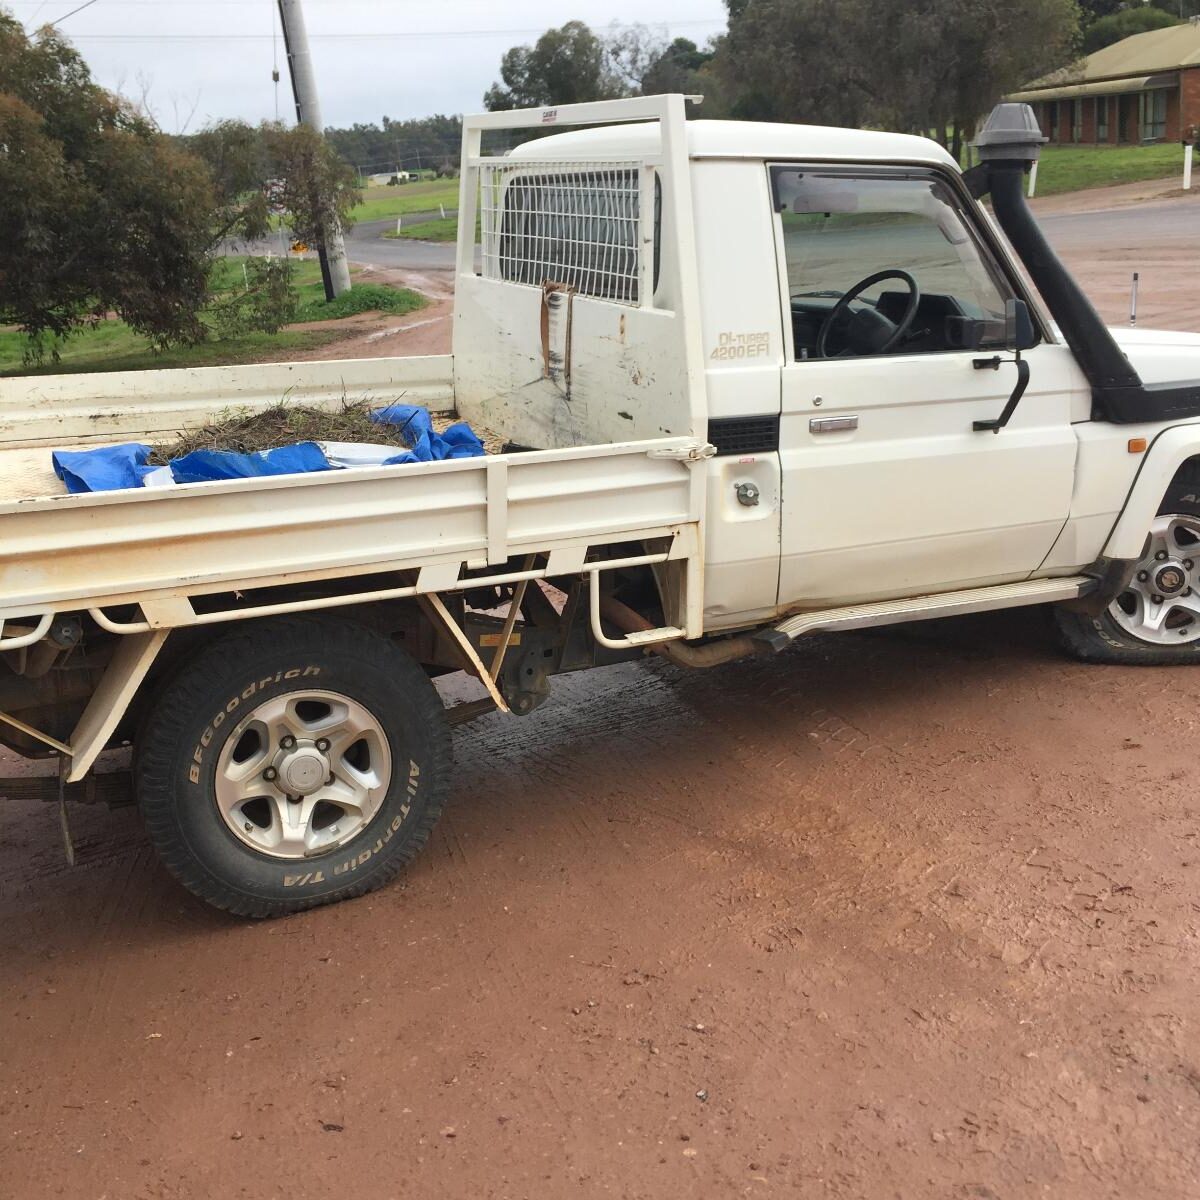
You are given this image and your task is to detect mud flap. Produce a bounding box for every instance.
[67,629,169,782]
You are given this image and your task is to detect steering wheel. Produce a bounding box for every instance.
[816,269,921,359]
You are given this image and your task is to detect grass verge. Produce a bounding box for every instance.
[352,179,460,221]
[383,216,461,243]
[0,327,347,376]
[1031,143,1188,197]
[0,257,426,377]
[294,281,425,321]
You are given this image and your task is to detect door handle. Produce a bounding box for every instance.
[972,357,1031,434]
[809,415,858,433]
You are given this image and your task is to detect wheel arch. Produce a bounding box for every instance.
[85,599,455,778]
[1103,428,1200,561]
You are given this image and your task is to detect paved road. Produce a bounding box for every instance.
[346,215,455,271]
[226,213,458,274]
[1039,196,1200,250]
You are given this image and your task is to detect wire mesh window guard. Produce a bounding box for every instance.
[480,161,649,305]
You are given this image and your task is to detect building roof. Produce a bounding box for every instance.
[1011,20,1200,102]
[509,119,958,170]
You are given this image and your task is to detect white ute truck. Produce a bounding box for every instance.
[2,95,1200,916]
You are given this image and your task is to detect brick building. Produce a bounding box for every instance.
[1009,20,1200,145]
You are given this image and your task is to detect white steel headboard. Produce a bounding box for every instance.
[451,96,709,453]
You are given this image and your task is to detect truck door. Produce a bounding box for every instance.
[771,164,1081,609]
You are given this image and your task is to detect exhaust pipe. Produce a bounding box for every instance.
[974,104,1200,424]
[598,594,761,669]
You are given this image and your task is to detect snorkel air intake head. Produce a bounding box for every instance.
[974,102,1049,168]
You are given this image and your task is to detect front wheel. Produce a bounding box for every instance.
[135,616,452,917]
[1056,476,1200,664]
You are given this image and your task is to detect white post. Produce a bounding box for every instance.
[1185,143,1194,192]
[440,204,446,219]
[1028,160,1039,199]
[276,0,352,297]
[396,217,402,234]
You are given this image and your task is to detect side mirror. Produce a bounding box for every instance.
[1005,298,1037,353]
[944,316,988,350]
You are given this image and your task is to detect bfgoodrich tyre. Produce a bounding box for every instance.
[1055,466,1200,665]
[135,616,451,917]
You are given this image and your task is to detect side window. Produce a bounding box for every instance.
[1139,90,1167,142]
[491,169,660,305]
[771,167,1017,361]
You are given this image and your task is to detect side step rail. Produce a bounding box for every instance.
[755,576,1094,652]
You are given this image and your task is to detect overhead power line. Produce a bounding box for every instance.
[47,0,101,24]
[63,20,725,42]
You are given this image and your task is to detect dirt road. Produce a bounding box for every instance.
[3,191,1200,1200]
[1037,192,1200,335]
[3,611,1200,1198]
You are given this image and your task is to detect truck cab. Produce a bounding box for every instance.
[453,96,1200,653]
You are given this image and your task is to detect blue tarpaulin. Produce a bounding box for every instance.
[52,442,157,495]
[169,441,332,485]
[49,404,487,494]
[371,404,485,464]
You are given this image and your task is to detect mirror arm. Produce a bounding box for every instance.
[973,353,1031,434]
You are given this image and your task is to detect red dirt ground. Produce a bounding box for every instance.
[2,194,1200,1200]
[3,613,1200,1198]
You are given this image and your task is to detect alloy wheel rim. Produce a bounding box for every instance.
[1109,514,1200,646]
[213,689,392,861]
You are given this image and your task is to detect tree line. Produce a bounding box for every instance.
[476,1,1198,158]
[0,13,357,360]
[323,1,1200,167]
[1081,0,1200,54]
[323,114,462,179]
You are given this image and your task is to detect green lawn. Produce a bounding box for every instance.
[383,216,462,243]
[351,178,460,221]
[284,259,425,321]
[1030,143,1188,197]
[0,326,346,376]
[0,256,426,377]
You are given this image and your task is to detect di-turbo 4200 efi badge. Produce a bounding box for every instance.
[711,332,770,361]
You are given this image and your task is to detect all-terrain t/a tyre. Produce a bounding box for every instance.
[136,616,452,917]
[1055,465,1200,665]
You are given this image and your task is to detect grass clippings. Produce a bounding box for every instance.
[147,396,501,465]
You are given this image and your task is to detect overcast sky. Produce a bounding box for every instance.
[9,0,729,134]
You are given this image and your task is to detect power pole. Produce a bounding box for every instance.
[276,0,351,299]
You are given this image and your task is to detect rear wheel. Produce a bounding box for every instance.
[1056,470,1200,664]
[136,616,451,917]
